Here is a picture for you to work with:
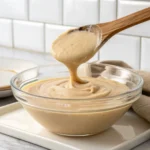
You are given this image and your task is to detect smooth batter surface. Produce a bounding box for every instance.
[22,77,128,99]
[22,29,130,136]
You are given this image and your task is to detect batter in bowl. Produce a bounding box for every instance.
[22,29,130,136]
[22,77,128,99]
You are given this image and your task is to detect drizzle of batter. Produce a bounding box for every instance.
[51,30,99,84]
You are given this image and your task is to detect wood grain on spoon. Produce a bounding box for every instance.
[98,7,150,47]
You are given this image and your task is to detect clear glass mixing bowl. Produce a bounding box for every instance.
[11,63,143,136]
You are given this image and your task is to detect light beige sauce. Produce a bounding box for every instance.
[51,30,99,83]
[22,77,128,99]
[22,30,130,136]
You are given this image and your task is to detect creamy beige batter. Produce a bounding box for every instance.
[51,30,99,83]
[22,77,128,99]
[22,30,130,136]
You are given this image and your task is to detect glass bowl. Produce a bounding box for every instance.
[11,63,143,136]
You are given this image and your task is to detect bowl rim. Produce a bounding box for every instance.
[10,63,143,101]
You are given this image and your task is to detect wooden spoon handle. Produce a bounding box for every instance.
[99,7,150,39]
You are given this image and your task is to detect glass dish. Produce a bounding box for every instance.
[11,63,143,136]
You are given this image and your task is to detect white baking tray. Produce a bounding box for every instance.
[0,103,150,150]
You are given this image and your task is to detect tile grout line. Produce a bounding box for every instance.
[116,0,119,19]
[11,20,15,58]
[27,0,29,20]
[0,17,67,26]
[98,0,100,23]
[11,19,14,49]
[43,24,46,53]
[119,33,150,39]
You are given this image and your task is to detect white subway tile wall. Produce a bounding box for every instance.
[100,0,117,23]
[0,0,28,20]
[0,0,150,71]
[29,0,63,24]
[118,0,150,37]
[63,0,99,26]
[100,35,140,69]
[0,19,12,47]
[13,20,44,52]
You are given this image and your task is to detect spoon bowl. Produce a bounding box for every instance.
[68,7,150,51]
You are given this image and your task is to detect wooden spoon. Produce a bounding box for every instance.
[72,7,150,50]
